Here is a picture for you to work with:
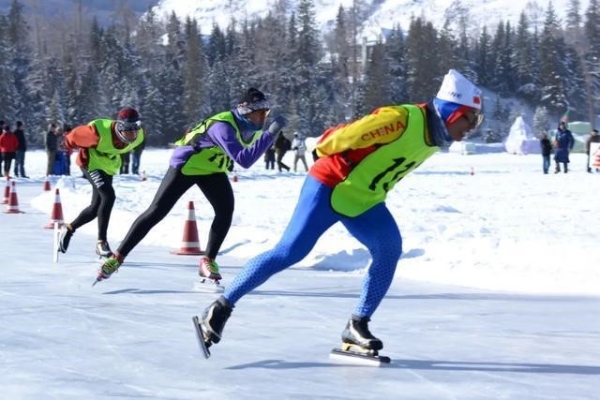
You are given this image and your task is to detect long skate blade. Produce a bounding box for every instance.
[192,316,211,358]
[53,222,60,263]
[193,279,224,293]
[329,348,391,366]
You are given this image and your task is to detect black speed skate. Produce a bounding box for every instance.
[95,241,113,259]
[58,226,75,254]
[330,315,391,365]
[342,315,383,350]
[192,297,233,358]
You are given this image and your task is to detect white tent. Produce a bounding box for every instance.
[504,116,539,155]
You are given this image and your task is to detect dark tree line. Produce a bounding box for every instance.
[1,0,599,147]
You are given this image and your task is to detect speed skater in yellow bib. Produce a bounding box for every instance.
[58,107,145,259]
[196,69,484,355]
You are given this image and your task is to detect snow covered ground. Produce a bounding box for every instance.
[1,148,598,399]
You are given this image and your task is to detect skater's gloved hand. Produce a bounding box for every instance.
[170,145,199,169]
[267,116,288,137]
[311,148,320,162]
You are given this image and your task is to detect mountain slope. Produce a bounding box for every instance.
[151,0,588,38]
[0,0,159,24]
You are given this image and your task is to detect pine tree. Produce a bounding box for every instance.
[281,12,300,119]
[76,65,102,124]
[0,15,19,123]
[255,9,290,116]
[538,3,569,114]
[7,0,33,118]
[182,17,207,126]
[384,25,408,105]
[514,12,540,105]
[499,22,516,94]
[475,26,493,87]
[585,0,600,58]
[533,106,551,137]
[580,0,600,123]
[22,55,47,144]
[326,6,352,122]
[363,42,390,111]
[406,18,441,102]
[155,58,185,143]
[437,20,460,73]
[293,0,327,130]
[133,6,165,125]
[490,23,508,94]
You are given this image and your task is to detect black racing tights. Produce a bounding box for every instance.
[70,168,115,241]
[117,167,234,260]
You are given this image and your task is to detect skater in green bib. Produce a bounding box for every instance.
[58,107,145,258]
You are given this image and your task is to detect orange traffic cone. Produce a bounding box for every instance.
[2,177,10,204]
[44,188,65,229]
[171,201,204,255]
[4,181,24,214]
[43,176,51,191]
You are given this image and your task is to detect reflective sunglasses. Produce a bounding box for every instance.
[119,120,142,132]
[252,109,271,118]
[462,110,484,130]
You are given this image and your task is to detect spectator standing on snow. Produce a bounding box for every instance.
[291,132,308,172]
[13,121,28,178]
[0,123,18,178]
[45,123,60,176]
[264,144,275,170]
[131,137,145,175]
[540,133,553,174]
[274,131,291,172]
[553,121,574,173]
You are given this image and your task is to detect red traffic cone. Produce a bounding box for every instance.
[171,201,204,255]
[4,181,24,214]
[43,176,51,191]
[2,177,10,204]
[44,188,65,229]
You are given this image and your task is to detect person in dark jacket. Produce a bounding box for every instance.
[553,121,574,173]
[585,129,600,173]
[0,123,19,178]
[61,124,73,176]
[274,131,291,172]
[264,144,275,170]
[131,137,145,175]
[120,151,131,174]
[45,123,60,176]
[13,121,28,178]
[540,133,553,174]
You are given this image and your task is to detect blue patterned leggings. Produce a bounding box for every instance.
[223,176,402,318]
